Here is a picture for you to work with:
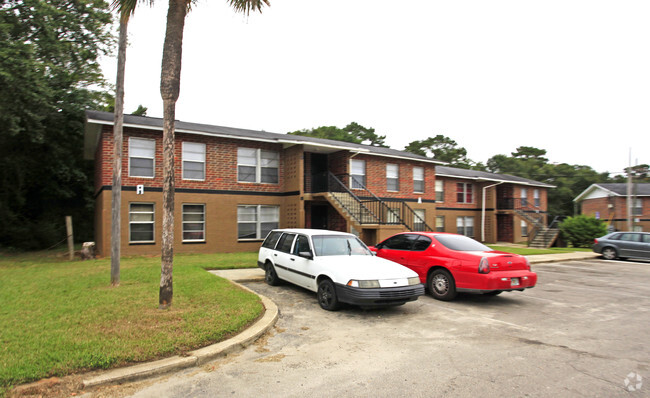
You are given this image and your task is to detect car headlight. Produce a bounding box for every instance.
[347,280,380,288]
[408,277,421,285]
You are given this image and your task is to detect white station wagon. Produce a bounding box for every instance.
[258,229,425,311]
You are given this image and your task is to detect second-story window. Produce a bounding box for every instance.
[456,183,473,203]
[435,180,444,202]
[237,148,279,184]
[350,159,366,189]
[521,188,528,206]
[386,164,399,191]
[534,189,540,207]
[129,137,155,178]
[633,198,643,215]
[413,167,424,193]
[182,142,205,180]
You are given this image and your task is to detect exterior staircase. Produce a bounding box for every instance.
[514,208,560,248]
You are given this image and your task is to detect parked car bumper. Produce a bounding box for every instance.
[457,271,537,293]
[334,283,425,307]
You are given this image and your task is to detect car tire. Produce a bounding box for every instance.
[317,279,341,311]
[484,290,503,296]
[264,263,280,286]
[601,247,618,260]
[428,269,457,301]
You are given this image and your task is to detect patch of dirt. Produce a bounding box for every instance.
[254,354,285,363]
[9,376,83,398]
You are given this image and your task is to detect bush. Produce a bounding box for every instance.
[559,215,607,248]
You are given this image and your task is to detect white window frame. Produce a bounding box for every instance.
[350,159,366,189]
[521,188,528,206]
[182,203,205,242]
[521,220,528,237]
[456,183,474,204]
[414,209,426,231]
[182,142,206,181]
[237,148,279,184]
[435,180,444,202]
[128,137,155,178]
[386,163,399,192]
[456,216,474,237]
[237,205,280,240]
[413,167,424,193]
[129,203,155,243]
[534,189,540,207]
[436,215,445,232]
[633,198,643,216]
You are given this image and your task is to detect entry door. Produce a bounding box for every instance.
[497,214,514,242]
[311,153,328,193]
[311,205,329,230]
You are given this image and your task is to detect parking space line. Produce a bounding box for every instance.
[435,304,533,331]
[544,282,650,299]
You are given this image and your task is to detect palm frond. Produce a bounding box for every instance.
[228,0,271,16]
[111,0,155,22]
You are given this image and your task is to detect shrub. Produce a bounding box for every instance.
[559,215,607,248]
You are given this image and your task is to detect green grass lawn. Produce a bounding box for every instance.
[487,246,592,256]
[0,250,263,390]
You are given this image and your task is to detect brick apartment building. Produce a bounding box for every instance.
[84,111,555,255]
[574,183,650,232]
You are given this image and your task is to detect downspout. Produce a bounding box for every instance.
[482,182,504,242]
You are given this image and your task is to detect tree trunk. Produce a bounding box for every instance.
[159,0,187,309]
[111,16,128,287]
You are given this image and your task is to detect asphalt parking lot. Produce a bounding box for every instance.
[128,258,649,397]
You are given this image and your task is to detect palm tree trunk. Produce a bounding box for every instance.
[159,0,187,309]
[111,15,129,287]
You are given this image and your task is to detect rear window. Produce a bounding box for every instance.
[262,231,282,249]
[434,234,491,251]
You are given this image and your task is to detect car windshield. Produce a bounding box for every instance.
[312,235,372,256]
[434,234,491,252]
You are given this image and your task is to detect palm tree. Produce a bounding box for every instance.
[158,0,270,309]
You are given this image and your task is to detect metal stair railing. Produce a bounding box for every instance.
[326,173,381,225]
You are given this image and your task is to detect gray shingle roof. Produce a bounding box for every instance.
[85,110,443,164]
[435,165,554,188]
[591,183,650,196]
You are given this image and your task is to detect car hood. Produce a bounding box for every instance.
[314,255,418,280]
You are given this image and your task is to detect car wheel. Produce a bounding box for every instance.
[428,269,457,301]
[264,263,280,286]
[484,290,502,296]
[601,247,618,260]
[317,279,341,311]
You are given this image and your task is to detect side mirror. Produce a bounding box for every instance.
[299,251,313,260]
[375,243,383,250]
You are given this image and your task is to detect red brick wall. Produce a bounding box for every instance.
[437,178,481,209]
[98,126,286,192]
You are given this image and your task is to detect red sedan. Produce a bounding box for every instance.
[370,232,537,301]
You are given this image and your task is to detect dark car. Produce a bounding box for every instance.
[593,232,650,260]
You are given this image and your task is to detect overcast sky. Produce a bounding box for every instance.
[100,0,650,175]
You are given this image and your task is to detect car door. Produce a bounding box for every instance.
[288,234,317,290]
[617,233,643,258]
[376,234,418,266]
[405,235,433,280]
[273,233,296,282]
[642,234,650,258]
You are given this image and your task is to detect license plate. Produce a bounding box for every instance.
[511,278,520,286]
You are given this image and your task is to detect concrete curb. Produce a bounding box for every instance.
[82,279,278,389]
[527,252,600,264]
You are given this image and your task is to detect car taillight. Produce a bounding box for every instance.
[478,257,490,274]
[594,239,599,244]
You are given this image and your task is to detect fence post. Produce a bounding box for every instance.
[66,216,74,261]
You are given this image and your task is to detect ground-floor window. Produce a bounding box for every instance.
[183,204,205,242]
[129,203,154,243]
[456,216,474,237]
[436,216,445,232]
[414,209,426,231]
[387,207,401,224]
[237,205,280,240]
[521,220,528,237]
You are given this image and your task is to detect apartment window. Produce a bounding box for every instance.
[237,148,279,184]
[521,188,528,206]
[387,207,401,224]
[435,180,444,202]
[386,164,399,191]
[436,216,445,232]
[456,216,474,237]
[413,167,424,193]
[129,203,154,243]
[633,198,643,216]
[129,138,155,178]
[521,220,528,237]
[182,204,205,242]
[237,205,280,240]
[456,183,473,204]
[414,209,426,231]
[350,159,366,189]
[534,189,540,207]
[182,142,206,180]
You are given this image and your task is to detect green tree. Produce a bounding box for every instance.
[131,104,148,116]
[404,135,474,168]
[559,215,607,248]
[0,0,113,249]
[288,122,387,147]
